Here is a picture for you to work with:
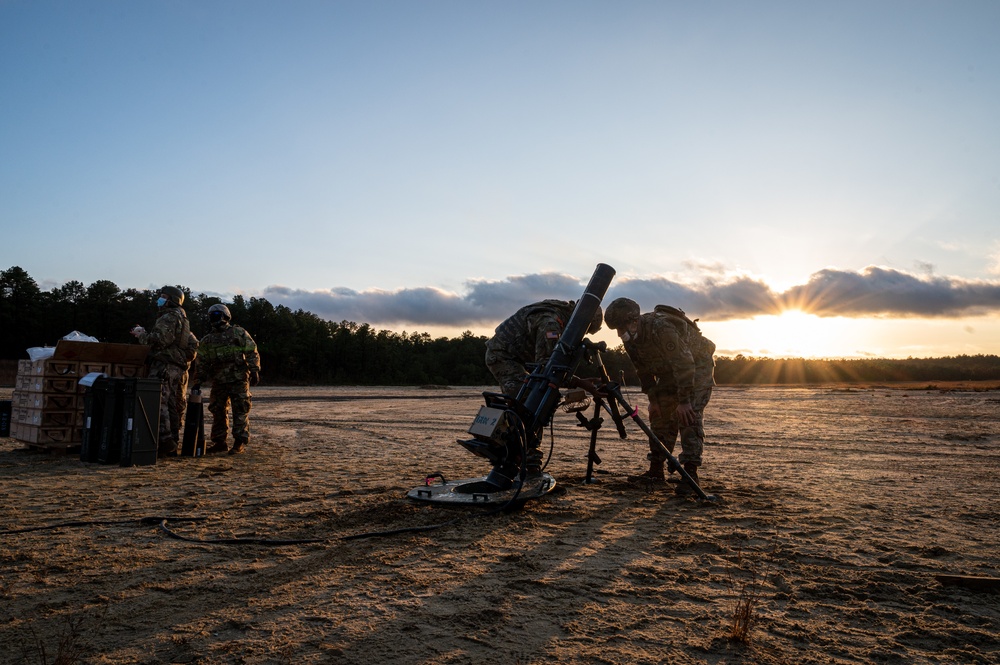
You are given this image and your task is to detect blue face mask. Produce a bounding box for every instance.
[156,297,167,307]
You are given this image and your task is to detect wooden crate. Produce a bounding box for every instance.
[112,364,146,378]
[12,423,79,444]
[19,408,82,428]
[15,374,41,391]
[44,360,79,377]
[79,362,112,376]
[42,377,78,395]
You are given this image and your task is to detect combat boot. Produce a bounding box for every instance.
[525,447,543,476]
[675,463,700,496]
[207,440,229,455]
[229,438,248,455]
[628,459,665,483]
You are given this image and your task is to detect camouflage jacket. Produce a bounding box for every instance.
[138,306,193,368]
[623,306,716,403]
[197,323,261,384]
[486,299,576,364]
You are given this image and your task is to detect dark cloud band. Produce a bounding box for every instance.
[260,266,1000,327]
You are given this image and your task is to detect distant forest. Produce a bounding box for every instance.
[3,265,1000,387]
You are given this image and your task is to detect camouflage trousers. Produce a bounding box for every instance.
[151,362,188,453]
[646,384,713,467]
[484,348,528,397]
[208,380,252,444]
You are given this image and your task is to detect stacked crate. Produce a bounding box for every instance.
[10,341,149,450]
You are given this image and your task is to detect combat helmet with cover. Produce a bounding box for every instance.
[160,285,185,307]
[604,297,640,331]
[527,299,603,334]
[208,303,232,327]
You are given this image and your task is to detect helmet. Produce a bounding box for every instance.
[208,304,232,326]
[160,285,185,306]
[604,298,640,331]
[588,306,604,334]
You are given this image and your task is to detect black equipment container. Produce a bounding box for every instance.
[80,377,112,462]
[119,378,161,467]
[96,379,127,464]
[0,400,11,437]
[90,377,162,466]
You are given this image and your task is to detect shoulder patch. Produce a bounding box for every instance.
[545,331,560,340]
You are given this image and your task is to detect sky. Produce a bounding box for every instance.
[2,0,999,359]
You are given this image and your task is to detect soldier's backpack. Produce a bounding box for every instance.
[652,305,716,360]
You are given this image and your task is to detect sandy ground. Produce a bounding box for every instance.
[1,383,999,665]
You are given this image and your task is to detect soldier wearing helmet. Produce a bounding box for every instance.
[485,299,603,398]
[605,298,716,494]
[195,303,261,455]
[131,285,198,458]
[485,299,604,474]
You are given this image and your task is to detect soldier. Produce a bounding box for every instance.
[485,299,604,397]
[131,285,196,458]
[195,304,261,455]
[604,298,716,494]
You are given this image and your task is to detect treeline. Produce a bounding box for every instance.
[0,266,494,386]
[3,266,1000,387]
[711,354,1000,385]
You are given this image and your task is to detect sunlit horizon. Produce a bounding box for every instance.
[417,308,999,361]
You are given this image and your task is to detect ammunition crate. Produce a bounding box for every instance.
[21,358,81,378]
[12,423,78,445]
[111,363,146,378]
[17,408,83,429]
[12,390,78,417]
[79,362,112,376]
[15,374,42,391]
[42,377,79,395]
[44,360,79,377]
[12,341,148,448]
[16,392,78,411]
[12,390,34,409]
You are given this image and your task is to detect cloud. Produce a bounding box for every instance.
[779,266,1000,318]
[262,284,485,326]
[260,265,1000,329]
[261,271,595,328]
[606,275,782,320]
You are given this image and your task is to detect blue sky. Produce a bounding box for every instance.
[3,0,999,359]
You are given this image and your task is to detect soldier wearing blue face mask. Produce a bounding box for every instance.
[131,285,197,458]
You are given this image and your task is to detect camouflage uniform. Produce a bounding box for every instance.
[485,300,577,397]
[197,323,260,447]
[137,306,196,455]
[622,306,716,468]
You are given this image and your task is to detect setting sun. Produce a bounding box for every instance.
[711,309,857,359]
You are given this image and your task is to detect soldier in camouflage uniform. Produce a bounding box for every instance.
[604,298,716,494]
[131,285,196,458]
[195,304,261,455]
[485,299,604,397]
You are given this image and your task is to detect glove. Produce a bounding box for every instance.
[130,325,145,338]
[249,372,260,387]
